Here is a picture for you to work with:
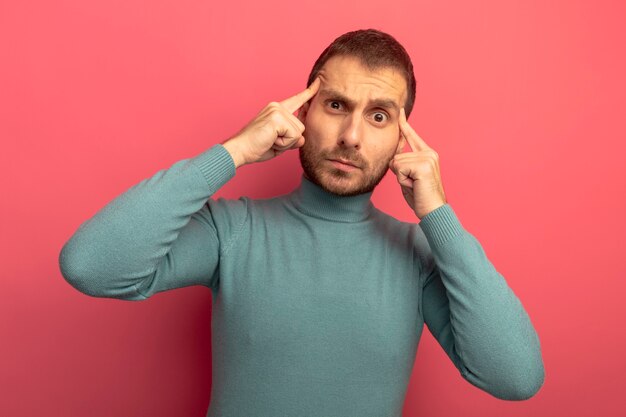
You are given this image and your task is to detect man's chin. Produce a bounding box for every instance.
[314,170,371,197]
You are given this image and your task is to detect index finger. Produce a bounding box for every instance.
[279,77,321,114]
[399,107,431,152]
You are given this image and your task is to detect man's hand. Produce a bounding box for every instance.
[388,108,448,219]
[222,77,321,168]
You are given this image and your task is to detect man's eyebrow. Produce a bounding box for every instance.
[370,98,400,112]
[319,88,400,112]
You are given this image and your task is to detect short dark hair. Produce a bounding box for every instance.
[306,29,417,117]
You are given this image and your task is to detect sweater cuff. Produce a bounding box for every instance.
[189,144,236,194]
[418,204,465,247]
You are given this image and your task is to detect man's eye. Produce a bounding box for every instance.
[329,101,342,110]
[372,112,388,123]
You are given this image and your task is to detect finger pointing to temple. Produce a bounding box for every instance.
[280,77,321,114]
[399,108,431,152]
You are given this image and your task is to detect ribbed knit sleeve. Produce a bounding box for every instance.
[417,204,545,400]
[58,144,241,300]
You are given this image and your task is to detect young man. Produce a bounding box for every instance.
[59,29,545,417]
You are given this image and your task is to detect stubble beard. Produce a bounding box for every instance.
[298,140,393,197]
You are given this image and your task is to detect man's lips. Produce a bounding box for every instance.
[328,158,360,168]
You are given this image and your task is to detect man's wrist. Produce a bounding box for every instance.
[222,139,246,169]
[415,202,446,220]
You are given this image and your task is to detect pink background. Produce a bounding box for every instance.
[1,1,625,416]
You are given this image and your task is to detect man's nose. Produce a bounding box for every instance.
[338,113,362,149]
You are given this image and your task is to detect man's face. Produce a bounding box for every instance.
[297,55,407,197]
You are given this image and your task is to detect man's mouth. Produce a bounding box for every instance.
[328,158,360,171]
[328,158,359,168]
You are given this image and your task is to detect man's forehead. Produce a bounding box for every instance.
[316,56,407,107]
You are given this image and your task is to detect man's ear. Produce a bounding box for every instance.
[297,102,310,124]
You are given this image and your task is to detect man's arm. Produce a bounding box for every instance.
[58,144,244,300]
[417,204,545,400]
[58,79,320,300]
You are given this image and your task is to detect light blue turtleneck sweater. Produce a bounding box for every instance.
[59,143,544,416]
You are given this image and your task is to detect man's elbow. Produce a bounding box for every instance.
[463,354,545,401]
[59,241,99,296]
[495,363,545,401]
[58,242,148,301]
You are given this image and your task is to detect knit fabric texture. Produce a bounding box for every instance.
[59,144,545,416]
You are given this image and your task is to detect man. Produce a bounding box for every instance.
[59,29,545,417]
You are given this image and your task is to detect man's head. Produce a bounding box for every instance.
[297,29,417,197]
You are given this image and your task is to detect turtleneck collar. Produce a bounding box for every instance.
[287,174,375,223]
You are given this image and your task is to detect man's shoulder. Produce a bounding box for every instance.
[203,192,289,222]
[370,206,416,228]
[371,207,431,248]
